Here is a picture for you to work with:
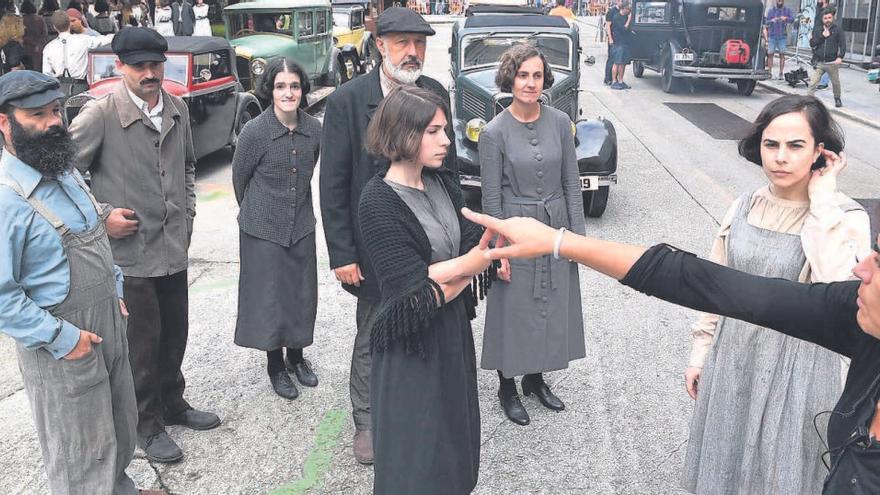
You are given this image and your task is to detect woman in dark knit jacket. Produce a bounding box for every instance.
[358,85,493,494]
[462,207,880,494]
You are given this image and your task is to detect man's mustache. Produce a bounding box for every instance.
[140,78,161,86]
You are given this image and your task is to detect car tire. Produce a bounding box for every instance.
[582,186,609,218]
[661,51,680,94]
[231,106,256,150]
[735,79,756,96]
[633,61,645,78]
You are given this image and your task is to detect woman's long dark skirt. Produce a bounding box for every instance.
[234,231,317,350]
[371,296,481,495]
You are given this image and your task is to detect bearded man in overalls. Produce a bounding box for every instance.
[0,71,160,494]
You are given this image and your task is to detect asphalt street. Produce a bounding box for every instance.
[1,17,879,495]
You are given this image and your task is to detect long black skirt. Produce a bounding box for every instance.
[371,296,480,495]
[234,230,317,351]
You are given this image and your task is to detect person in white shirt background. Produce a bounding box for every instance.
[192,0,210,36]
[154,0,174,36]
[42,10,112,82]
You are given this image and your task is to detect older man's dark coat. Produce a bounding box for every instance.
[319,66,457,302]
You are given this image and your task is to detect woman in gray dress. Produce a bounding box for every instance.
[479,44,586,426]
[232,58,321,400]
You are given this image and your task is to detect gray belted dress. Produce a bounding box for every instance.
[478,106,586,378]
[2,175,138,495]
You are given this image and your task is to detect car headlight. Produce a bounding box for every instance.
[251,58,266,76]
[465,118,486,142]
[571,121,576,136]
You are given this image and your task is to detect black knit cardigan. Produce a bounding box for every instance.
[358,167,495,357]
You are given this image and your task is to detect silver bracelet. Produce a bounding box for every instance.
[553,227,567,260]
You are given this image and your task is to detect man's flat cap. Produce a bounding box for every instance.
[112,27,168,65]
[0,71,65,108]
[376,7,435,36]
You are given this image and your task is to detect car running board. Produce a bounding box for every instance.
[306,86,335,108]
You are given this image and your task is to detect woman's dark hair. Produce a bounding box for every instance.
[256,57,311,108]
[21,0,37,14]
[39,0,59,14]
[738,95,844,171]
[494,43,554,93]
[95,0,110,13]
[365,85,449,163]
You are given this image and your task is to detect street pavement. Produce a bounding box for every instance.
[1,18,879,495]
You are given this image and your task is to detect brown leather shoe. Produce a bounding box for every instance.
[353,429,374,465]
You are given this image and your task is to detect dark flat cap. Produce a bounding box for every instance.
[376,7,436,36]
[0,71,65,108]
[112,27,168,65]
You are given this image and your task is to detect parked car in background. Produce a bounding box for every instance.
[65,37,262,160]
[332,1,379,75]
[628,0,769,95]
[451,10,619,217]
[224,0,353,107]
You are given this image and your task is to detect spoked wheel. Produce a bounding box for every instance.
[661,51,681,94]
[735,79,757,96]
[632,61,645,78]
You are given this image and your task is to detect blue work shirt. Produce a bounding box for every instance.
[0,149,124,359]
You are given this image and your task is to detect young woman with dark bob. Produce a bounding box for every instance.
[358,85,493,494]
[681,96,870,493]
[479,43,586,426]
[232,57,322,400]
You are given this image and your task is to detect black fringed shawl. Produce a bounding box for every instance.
[358,167,497,357]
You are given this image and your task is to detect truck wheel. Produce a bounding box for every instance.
[633,61,645,78]
[661,52,680,93]
[582,186,609,218]
[735,79,756,96]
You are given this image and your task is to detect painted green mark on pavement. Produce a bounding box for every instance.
[197,190,230,202]
[267,408,348,495]
[189,277,237,295]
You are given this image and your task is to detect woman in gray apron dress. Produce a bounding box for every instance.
[232,58,322,400]
[682,96,871,494]
[479,44,586,425]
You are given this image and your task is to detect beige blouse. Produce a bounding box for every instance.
[688,185,872,368]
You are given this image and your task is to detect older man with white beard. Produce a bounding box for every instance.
[318,7,457,465]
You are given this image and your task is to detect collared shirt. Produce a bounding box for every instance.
[0,150,125,360]
[765,6,793,40]
[126,84,164,131]
[379,66,400,97]
[42,31,113,80]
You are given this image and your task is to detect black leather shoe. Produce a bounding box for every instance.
[138,431,183,463]
[498,387,530,426]
[269,370,299,399]
[286,358,318,388]
[522,375,565,411]
[817,84,828,90]
[165,408,221,430]
[834,97,842,108]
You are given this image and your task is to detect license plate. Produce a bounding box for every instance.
[674,52,695,61]
[580,176,598,191]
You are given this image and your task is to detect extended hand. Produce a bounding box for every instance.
[461,208,556,260]
[684,366,701,400]
[808,149,847,200]
[106,208,139,239]
[333,263,364,287]
[64,330,102,360]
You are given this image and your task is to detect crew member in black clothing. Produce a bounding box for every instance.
[318,6,457,464]
[462,205,880,494]
[603,0,620,85]
[808,7,846,107]
[359,86,492,495]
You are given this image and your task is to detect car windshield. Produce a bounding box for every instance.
[227,12,293,38]
[462,34,571,71]
[90,53,189,85]
[333,12,349,28]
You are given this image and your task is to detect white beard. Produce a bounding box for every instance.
[383,56,422,85]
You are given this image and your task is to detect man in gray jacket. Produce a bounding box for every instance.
[69,27,220,464]
[171,0,195,36]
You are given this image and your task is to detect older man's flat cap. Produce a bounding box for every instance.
[0,71,65,108]
[376,7,436,36]
[112,27,168,65]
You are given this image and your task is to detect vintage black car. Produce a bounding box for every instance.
[452,11,619,217]
[64,37,262,160]
[628,0,769,95]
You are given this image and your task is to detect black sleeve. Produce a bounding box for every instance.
[810,27,824,48]
[319,93,359,269]
[836,29,846,59]
[621,244,863,357]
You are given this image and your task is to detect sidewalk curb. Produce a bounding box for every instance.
[757,80,880,131]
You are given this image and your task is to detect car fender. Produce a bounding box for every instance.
[231,92,262,142]
[360,31,373,58]
[324,46,342,76]
[575,118,617,175]
[340,44,361,72]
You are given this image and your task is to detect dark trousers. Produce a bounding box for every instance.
[351,297,377,431]
[124,270,191,437]
[604,43,614,83]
